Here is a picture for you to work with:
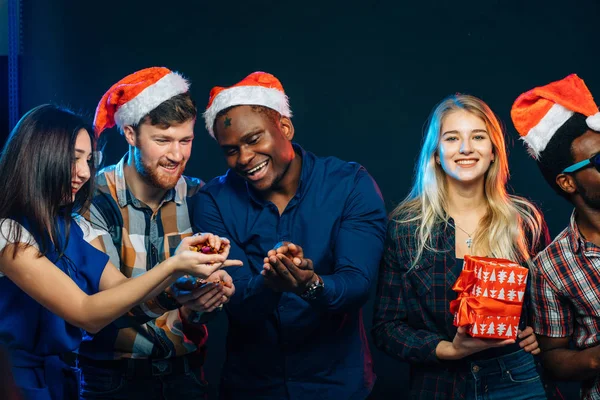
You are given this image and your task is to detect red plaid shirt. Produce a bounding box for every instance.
[531,210,600,399]
[373,215,551,399]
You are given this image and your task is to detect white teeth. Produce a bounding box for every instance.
[456,160,476,165]
[247,161,267,174]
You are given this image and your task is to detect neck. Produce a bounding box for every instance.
[124,153,169,211]
[445,178,487,219]
[264,151,302,212]
[574,200,600,247]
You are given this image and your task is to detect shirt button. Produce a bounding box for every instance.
[472,365,480,373]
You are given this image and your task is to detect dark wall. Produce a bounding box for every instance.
[18,1,598,398]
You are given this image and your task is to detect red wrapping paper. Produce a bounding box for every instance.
[449,255,528,340]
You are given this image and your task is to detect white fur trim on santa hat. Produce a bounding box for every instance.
[586,112,600,131]
[204,86,292,139]
[521,103,574,159]
[114,72,189,128]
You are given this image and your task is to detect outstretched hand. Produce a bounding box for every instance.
[171,233,243,278]
[449,326,515,359]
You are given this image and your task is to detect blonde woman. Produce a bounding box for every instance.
[372,94,550,399]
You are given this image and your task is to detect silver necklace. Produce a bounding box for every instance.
[452,223,475,248]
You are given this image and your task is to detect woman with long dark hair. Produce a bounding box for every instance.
[0,105,241,399]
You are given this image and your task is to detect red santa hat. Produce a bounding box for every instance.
[94,67,189,136]
[203,71,292,139]
[511,74,600,158]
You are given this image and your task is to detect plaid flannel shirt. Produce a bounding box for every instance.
[531,210,600,400]
[373,214,551,399]
[78,155,204,360]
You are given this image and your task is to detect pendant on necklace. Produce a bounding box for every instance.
[466,238,473,248]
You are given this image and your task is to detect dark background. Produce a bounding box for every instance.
[3,1,598,398]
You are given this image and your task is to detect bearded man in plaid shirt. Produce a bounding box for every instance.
[77,67,235,400]
[512,74,600,400]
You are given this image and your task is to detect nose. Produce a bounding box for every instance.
[460,138,473,154]
[237,146,254,166]
[166,142,184,162]
[76,159,90,181]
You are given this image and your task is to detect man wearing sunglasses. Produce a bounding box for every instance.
[511,74,600,400]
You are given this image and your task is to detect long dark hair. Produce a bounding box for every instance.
[0,105,97,258]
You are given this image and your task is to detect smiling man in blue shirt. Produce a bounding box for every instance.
[192,71,387,399]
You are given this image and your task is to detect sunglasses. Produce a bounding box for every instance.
[562,153,600,173]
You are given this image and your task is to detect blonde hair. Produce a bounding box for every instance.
[393,94,544,267]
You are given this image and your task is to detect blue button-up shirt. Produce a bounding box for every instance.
[192,144,387,400]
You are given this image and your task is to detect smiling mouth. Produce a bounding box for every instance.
[160,164,180,172]
[456,159,478,165]
[244,160,268,176]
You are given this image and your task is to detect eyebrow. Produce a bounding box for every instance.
[442,129,488,136]
[74,148,91,156]
[152,133,195,140]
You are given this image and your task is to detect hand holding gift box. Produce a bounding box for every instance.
[449,255,528,340]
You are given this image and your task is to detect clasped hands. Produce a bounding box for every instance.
[169,233,240,313]
[261,241,319,295]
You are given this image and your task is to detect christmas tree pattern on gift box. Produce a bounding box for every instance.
[451,256,529,340]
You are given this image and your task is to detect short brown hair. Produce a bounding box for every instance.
[134,92,197,130]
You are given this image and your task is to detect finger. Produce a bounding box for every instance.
[202,290,227,310]
[269,255,297,284]
[195,253,227,264]
[262,262,279,279]
[188,289,223,311]
[275,245,290,255]
[295,258,313,271]
[222,285,235,297]
[178,286,219,303]
[222,259,243,267]
[189,282,218,299]
[522,342,539,353]
[277,253,307,282]
[518,327,534,338]
[213,236,221,251]
[188,233,210,246]
[206,295,229,313]
[518,335,537,347]
[456,326,468,335]
[267,249,277,257]
[531,348,541,355]
[287,243,304,258]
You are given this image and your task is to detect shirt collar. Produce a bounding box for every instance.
[567,209,600,255]
[114,153,184,208]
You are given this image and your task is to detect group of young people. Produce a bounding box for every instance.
[0,68,599,400]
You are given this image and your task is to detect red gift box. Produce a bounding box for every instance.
[449,255,528,340]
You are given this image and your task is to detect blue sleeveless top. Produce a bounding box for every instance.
[0,216,109,399]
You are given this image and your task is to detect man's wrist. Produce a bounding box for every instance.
[299,274,324,300]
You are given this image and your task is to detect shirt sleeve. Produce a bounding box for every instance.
[309,169,387,312]
[530,253,573,337]
[192,190,282,323]
[0,219,38,278]
[372,219,445,366]
[73,214,102,243]
[87,204,121,269]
